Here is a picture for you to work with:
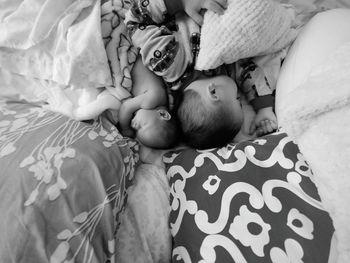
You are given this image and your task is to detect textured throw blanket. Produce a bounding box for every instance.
[279,39,350,263]
[195,0,299,70]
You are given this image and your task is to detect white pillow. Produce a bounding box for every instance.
[195,0,299,70]
[275,8,350,120]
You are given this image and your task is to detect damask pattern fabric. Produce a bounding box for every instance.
[164,132,334,262]
[0,98,139,263]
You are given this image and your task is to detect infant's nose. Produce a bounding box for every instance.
[131,118,139,130]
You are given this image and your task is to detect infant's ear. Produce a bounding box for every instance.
[207,84,219,101]
[157,109,171,120]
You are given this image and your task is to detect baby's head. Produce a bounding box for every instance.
[177,75,243,149]
[131,106,178,149]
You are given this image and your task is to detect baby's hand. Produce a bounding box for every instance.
[118,98,137,138]
[183,0,227,25]
[249,107,278,136]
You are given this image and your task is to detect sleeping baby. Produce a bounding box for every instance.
[116,55,179,149]
[124,0,299,149]
[60,55,179,149]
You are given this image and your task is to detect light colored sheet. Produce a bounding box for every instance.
[0,0,137,121]
[0,0,111,90]
[277,9,350,263]
[116,164,172,263]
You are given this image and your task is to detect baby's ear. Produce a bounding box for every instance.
[207,83,219,101]
[157,109,171,120]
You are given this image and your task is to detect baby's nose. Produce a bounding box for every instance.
[131,118,139,130]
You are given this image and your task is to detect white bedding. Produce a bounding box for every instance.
[276,9,350,263]
[0,0,136,121]
[0,0,111,91]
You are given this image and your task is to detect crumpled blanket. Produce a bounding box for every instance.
[0,0,137,121]
[101,0,138,101]
[278,35,350,263]
[0,0,111,91]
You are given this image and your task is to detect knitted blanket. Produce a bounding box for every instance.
[195,0,299,70]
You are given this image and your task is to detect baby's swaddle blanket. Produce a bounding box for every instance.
[195,0,299,70]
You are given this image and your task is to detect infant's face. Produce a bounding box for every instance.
[187,75,244,124]
[131,106,171,147]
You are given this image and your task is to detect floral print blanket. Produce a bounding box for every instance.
[0,99,139,263]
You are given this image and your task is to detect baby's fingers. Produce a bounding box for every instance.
[270,120,278,130]
[257,120,276,136]
[249,122,257,135]
[264,120,275,134]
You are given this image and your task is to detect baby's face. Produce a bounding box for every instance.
[131,106,171,147]
[187,75,244,124]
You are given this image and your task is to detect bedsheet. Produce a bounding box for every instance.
[0,98,139,262]
[0,0,138,121]
[276,9,350,262]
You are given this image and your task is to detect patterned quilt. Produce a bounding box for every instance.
[0,98,139,262]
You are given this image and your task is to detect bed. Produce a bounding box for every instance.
[0,0,349,263]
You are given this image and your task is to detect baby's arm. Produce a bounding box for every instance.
[73,89,121,121]
[118,90,164,137]
[119,55,167,137]
[235,59,278,136]
[118,97,141,138]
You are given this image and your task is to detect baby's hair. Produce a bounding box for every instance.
[177,89,241,149]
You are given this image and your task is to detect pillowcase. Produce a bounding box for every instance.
[195,0,299,70]
[164,132,335,262]
[276,8,350,122]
